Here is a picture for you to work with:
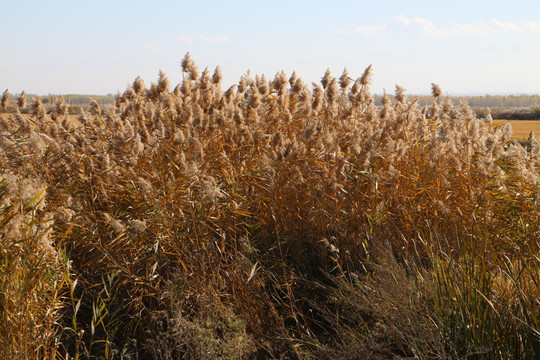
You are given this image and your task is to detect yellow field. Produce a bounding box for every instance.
[0,113,79,125]
[492,119,540,140]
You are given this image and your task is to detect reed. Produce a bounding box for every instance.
[0,54,538,359]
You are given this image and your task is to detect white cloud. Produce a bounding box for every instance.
[175,34,193,43]
[175,34,229,43]
[143,42,157,50]
[356,24,388,36]
[395,15,410,26]
[396,15,540,38]
[456,19,535,36]
[415,17,451,38]
[490,18,524,34]
[395,15,451,38]
[210,35,230,43]
[335,28,349,35]
[454,21,491,36]
[522,21,540,34]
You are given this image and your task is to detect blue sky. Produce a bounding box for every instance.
[1,0,539,95]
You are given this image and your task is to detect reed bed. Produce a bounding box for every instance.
[0,54,539,359]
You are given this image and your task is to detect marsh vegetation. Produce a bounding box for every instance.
[0,55,539,359]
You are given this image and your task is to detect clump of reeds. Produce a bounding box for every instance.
[0,54,539,359]
[0,172,64,359]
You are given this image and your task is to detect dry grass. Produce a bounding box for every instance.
[0,55,539,359]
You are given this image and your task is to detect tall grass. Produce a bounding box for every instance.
[0,53,539,358]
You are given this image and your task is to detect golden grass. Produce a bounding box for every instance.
[1,56,539,359]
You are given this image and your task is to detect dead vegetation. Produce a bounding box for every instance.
[0,54,539,359]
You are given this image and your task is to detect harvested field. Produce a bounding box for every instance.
[492,119,540,140]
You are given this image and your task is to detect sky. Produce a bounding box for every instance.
[1,0,539,95]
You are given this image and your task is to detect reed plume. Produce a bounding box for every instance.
[1,89,8,109]
[17,90,26,109]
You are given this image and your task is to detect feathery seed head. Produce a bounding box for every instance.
[233,108,244,125]
[1,89,8,109]
[54,95,68,116]
[238,75,248,93]
[357,86,373,104]
[128,219,147,233]
[429,101,440,120]
[459,99,472,119]
[289,71,297,87]
[133,133,145,154]
[468,118,481,140]
[350,79,361,95]
[339,68,351,89]
[431,83,442,98]
[442,97,453,113]
[223,85,237,103]
[157,70,170,94]
[181,52,200,80]
[381,90,391,106]
[212,66,223,85]
[199,67,212,90]
[278,87,289,110]
[321,69,332,89]
[202,176,224,201]
[326,78,339,108]
[31,97,45,120]
[272,71,288,92]
[28,131,49,156]
[528,130,536,145]
[89,99,101,116]
[181,52,193,72]
[133,76,146,94]
[258,74,270,95]
[395,85,407,104]
[122,87,136,103]
[501,122,513,143]
[483,107,493,124]
[181,77,193,97]
[299,84,312,106]
[103,213,126,235]
[182,53,200,81]
[359,64,373,86]
[137,176,154,198]
[248,84,261,109]
[312,84,323,112]
[18,91,26,109]
[173,83,181,96]
[291,77,305,95]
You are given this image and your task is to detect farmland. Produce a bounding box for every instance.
[0,56,539,359]
[492,119,540,140]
